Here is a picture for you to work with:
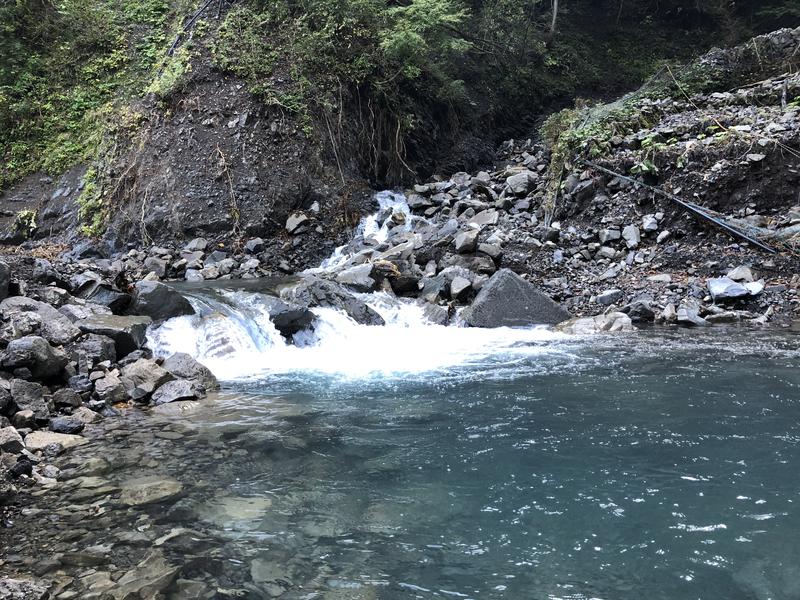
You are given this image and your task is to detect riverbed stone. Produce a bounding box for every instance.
[10,379,48,421]
[336,263,377,292]
[94,372,128,404]
[555,312,635,334]
[49,416,85,434]
[677,299,709,326]
[3,335,67,380]
[71,406,101,424]
[0,427,24,453]
[25,430,88,451]
[0,297,81,345]
[0,578,48,600]
[119,476,183,506]
[162,353,219,391]
[121,358,174,396]
[112,550,180,599]
[597,288,623,306]
[151,379,203,405]
[77,314,152,358]
[462,269,571,327]
[454,229,480,253]
[128,280,195,321]
[707,277,749,301]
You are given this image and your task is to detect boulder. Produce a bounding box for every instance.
[726,265,754,282]
[283,277,384,326]
[555,312,635,334]
[707,277,749,301]
[677,299,709,326]
[72,333,117,366]
[244,237,265,253]
[59,302,112,322]
[597,289,623,306]
[77,315,152,358]
[184,237,208,252]
[0,297,81,345]
[462,269,571,327]
[53,388,82,408]
[144,256,168,278]
[450,276,472,301]
[49,416,85,434]
[3,335,67,379]
[257,297,314,338]
[286,211,310,234]
[121,358,175,396]
[81,284,132,314]
[0,427,24,453]
[151,380,203,405]
[94,372,128,404]
[454,229,480,254]
[335,263,377,292]
[0,261,10,301]
[505,170,537,195]
[622,225,640,249]
[24,430,88,451]
[128,281,194,322]
[71,406,101,424]
[10,379,49,422]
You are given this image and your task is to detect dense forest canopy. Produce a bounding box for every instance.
[1,0,797,188]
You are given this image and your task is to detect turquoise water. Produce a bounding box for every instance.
[6,328,800,599]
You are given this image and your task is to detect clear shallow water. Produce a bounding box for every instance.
[11,327,800,600]
[199,329,800,600]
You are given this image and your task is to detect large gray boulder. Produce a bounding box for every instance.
[0,297,81,345]
[258,297,314,337]
[461,269,571,327]
[127,281,195,322]
[77,315,152,358]
[283,277,384,326]
[162,353,219,391]
[3,335,67,380]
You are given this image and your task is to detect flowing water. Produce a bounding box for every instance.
[5,195,800,600]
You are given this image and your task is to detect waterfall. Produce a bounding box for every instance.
[148,192,563,381]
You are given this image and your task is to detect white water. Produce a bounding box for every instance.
[148,192,565,381]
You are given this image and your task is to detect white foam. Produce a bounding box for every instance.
[149,291,563,381]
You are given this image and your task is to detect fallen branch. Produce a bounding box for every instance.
[580,159,778,254]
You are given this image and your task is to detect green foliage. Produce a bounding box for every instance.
[0,0,182,190]
[147,48,192,98]
[13,209,38,239]
[77,166,106,237]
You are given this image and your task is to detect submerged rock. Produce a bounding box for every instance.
[118,476,183,506]
[462,269,570,327]
[24,430,88,451]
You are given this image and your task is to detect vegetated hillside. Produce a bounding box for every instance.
[0,0,797,253]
